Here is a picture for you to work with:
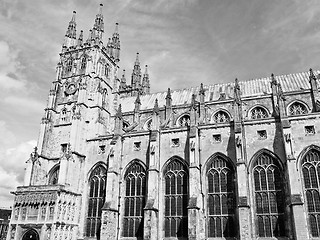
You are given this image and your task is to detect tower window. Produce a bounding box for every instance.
[305,126,315,136]
[301,148,320,237]
[86,165,107,237]
[66,59,73,73]
[134,142,141,151]
[253,152,286,237]
[212,134,222,143]
[207,155,236,237]
[123,162,146,238]
[61,144,68,153]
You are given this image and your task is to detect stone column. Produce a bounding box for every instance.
[100,137,121,239]
[144,130,160,239]
[235,122,252,239]
[282,124,309,239]
[187,126,203,240]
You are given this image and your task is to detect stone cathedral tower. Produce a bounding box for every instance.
[7,3,320,240]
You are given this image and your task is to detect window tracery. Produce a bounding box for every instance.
[86,165,107,237]
[164,159,188,238]
[144,119,152,130]
[288,102,308,115]
[301,148,320,237]
[252,152,286,237]
[80,57,86,70]
[207,155,236,237]
[212,111,230,123]
[48,166,59,185]
[123,162,146,238]
[250,106,268,119]
[65,59,73,73]
[177,114,190,127]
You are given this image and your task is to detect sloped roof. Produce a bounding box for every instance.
[120,70,320,113]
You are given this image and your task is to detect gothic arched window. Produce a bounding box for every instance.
[288,102,308,115]
[48,166,59,185]
[66,58,73,73]
[207,155,236,237]
[250,106,268,119]
[252,152,286,237]
[301,148,320,237]
[164,158,188,238]
[61,108,67,122]
[144,119,152,131]
[177,114,190,127]
[212,111,230,123]
[86,165,107,237]
[122,162,146,238]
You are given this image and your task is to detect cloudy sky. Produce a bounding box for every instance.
[1,0,320,207]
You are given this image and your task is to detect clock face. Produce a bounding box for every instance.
[65,83,77,95]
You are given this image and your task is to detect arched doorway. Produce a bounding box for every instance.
[22,229,39,240]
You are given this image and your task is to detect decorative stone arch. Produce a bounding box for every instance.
[143,117,152,131]
[247,104,270,120]
[121,160,147,238]
[202,152,237,238]
[210,109,232,124]
[297,145,320,237]
[48,164,60,185]
[176,113,191,127]
[287,100,310,116]
[122,159,147,179]
[162,156,189,238]
[248,149,287,238]
[22,228,39,240]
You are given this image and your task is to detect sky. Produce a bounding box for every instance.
[1,0,320,207]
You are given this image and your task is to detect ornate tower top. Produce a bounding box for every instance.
[65,11,77,39]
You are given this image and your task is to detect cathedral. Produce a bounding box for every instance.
[7,4,320,240]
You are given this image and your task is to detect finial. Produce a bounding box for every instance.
[135,92,141,105]
[135,52,140,63]
[310,68,316,79]
[122,69,126,76]
[153,98,160,114]
[271,73,277,85]
[99,3,103,14]
[199,83,205,95]
[166,88,172,99]
[144,65,148,74]
[114,23,119,33]
[115,104,122,118]
[72,10,76,21]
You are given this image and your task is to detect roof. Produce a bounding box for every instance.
[120,70,320,113]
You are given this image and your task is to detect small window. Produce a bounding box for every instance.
[98,145,106,154]
[134,142,141,151]
[212,134,222,143]
[171,138,180,147]
[305,126,315,136]
[66,59,73,72]
[257,130,267,140]
[61,144,68,153]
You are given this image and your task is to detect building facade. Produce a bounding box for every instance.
[0,208,11,240]
[7,4,320,240]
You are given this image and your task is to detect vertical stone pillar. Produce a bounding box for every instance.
[100,138,121,239]
[282,124,309,239]
[144,130,160,239]
[234,122,252,240]
[187,126,203,240]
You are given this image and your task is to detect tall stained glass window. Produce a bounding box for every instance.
[164,159,188,238]
[86,165,107,237]
[123,162,146,238]
[207,155,236,237]
[253,152,286,237]
[301,148,320,237]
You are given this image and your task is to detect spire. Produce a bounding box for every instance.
[78,30,83,45]
[134,93,141,112]
[92,3,104,40]
[111,23,120,61]
[153,98,160,115]
[115,104,122,119]
[120,70,127,91]
[65,11,77,39]
[199,83,205,103]
[131,53,142,95]
[142,65,150,95]
[166,88,172,107]
[234,78,241,105]
[271,73,277,86]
